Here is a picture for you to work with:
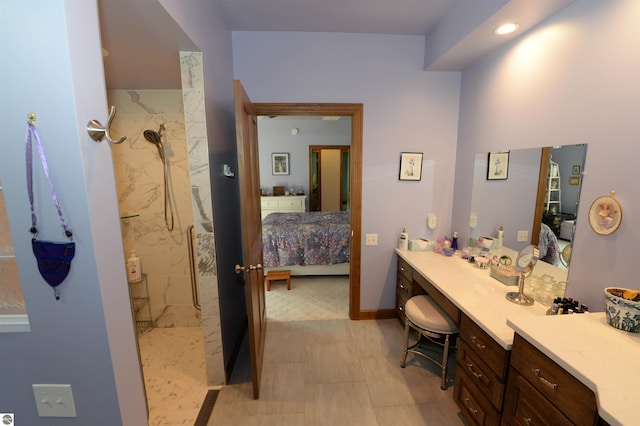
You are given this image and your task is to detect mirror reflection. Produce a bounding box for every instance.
[469,144,587,272]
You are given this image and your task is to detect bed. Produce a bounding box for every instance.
[262,211,350,276]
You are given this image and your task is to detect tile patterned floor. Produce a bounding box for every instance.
[207,319,466,426]
[138,277,465,425]
[138,327,212,425]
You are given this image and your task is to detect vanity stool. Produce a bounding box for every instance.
[401,295,459,390]
[265,270,291,291]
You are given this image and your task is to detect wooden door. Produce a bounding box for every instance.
[234,80,266,399]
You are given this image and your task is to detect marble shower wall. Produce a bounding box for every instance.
[109,89,201,328]
[180,51,224,385]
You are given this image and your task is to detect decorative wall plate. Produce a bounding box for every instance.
[588,190,622,235]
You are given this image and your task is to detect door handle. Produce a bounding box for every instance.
[235,263,263,274]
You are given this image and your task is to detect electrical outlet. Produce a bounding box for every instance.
[517,230,529,242]
[365,233,378,246]
[33,384,77,418]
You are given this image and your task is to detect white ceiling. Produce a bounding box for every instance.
[99,0,575,90]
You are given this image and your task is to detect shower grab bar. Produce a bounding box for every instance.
[187,224,201,310]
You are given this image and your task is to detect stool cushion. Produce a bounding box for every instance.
[405,295,458,334]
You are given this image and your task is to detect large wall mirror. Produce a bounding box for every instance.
[470,144,587,275]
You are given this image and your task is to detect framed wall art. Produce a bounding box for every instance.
[272,153,290,175]
[487,151,509,180]
[399,152,423,181]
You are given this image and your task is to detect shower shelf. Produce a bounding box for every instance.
[128,274,154,335]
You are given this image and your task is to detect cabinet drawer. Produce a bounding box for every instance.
[454,369,501,426]
[503,368,572,426]
[460,313,509,379]
[510,334,597,426]
[413,272,460,326]
[261,198,279,209]
[457,340,505,409]
[396,273,412,299]
[278,198,304,209]
[397,257,412,282]
[396,288,410,324]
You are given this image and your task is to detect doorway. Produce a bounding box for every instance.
[252,103,363,320]
[309,145,350,212]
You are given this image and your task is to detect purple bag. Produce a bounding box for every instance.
[26,120,75,300]
[32,239,76,287]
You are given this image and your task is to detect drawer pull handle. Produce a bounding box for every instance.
[470,335,486,350]
[399,282,405,289]
[466,363,483,380]
[400,266,406,272]
[462,397,479,415]
[398,305,404,311]
[523,418,532,426]
[532,368,558,390]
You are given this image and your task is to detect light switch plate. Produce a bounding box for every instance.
[33,384,77,417]
[365,233,378,246]
[517,230,529,242]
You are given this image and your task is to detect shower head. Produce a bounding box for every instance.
[143,124,166,160]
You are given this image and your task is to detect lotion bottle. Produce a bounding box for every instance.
[498,226,504,248]
[399,228,409,250]
[127,250,142,283]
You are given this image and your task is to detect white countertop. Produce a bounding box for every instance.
[395,248,636,425]
[396,248,551,349]
[508,313,639,426]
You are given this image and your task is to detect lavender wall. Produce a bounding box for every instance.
[258,117,351,198]
[0,1,146,423]
[233,32,462,310]
[453,0,640,311]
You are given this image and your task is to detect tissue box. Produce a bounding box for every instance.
[409,239,432,251]
[490,265,519,286]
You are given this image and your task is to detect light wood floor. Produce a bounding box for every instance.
[207,317,466,425]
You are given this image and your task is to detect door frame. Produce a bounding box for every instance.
[253,103,363,319]
[309,145,350,212]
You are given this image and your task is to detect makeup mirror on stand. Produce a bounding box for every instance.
[507,245,539,306]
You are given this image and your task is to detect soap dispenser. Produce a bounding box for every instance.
[127,250,142,283]
[399,228,409,250]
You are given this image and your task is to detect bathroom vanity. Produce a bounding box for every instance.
[396,248,634,426]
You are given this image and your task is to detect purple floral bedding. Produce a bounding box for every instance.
[262,211,350,267]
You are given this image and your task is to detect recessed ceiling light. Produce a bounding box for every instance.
[495,23,519,35]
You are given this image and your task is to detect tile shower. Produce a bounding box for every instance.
[109,89,200,328]
[108,51,225,388]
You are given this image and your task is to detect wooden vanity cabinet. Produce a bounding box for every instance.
[396,256,413,324]
[395,256,462,327]
[502,333,599,426]
[454,313,510,425]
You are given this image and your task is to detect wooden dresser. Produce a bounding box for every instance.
[260,195,306,220]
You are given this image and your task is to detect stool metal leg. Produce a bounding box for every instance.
[400,318,411,368]
[440,334,451,390]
